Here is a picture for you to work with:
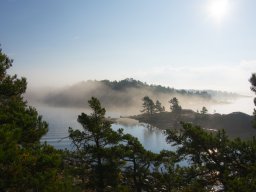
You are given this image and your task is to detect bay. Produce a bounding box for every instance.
[39,105,172,152]
[36,96,253,152]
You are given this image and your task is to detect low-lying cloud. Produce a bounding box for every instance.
[25,79,242,116]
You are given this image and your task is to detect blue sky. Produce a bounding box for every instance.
[1,0,255,94]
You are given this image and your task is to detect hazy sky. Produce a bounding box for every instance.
[1,0,255,94]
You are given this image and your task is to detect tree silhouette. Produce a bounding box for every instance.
[200,106,208,115]
[141,96,155,115]
[166,123,256,191]
[155,100,165,113]
[0,47,64,191]
[122,134,157,192]
[68,97,124,191]
[169,97,182,113]
[250,73,256,128]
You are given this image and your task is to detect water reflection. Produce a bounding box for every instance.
[38,96,253,151]
[39,107,173,153]
[112,118,173,153]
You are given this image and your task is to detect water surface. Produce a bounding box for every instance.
[37,96,253,151]
[39,105,172,153]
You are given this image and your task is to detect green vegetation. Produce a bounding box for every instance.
[68,97,124,191]
[1,48,256,191]
[101,78,212,98]
[68,97,160,191]
[141,96,156,115]
[41,78,243,111]
[141,96,165,116]
[250,73,256,128]
[166,123,256,191]
[200,106,208,115]
[134,97,255,139]
[169,97,182,113]
[155,100,165,113]
[0,48,68,191]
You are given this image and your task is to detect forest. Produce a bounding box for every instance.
[1,48,256,192]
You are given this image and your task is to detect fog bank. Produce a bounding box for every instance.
[25,79,247,116]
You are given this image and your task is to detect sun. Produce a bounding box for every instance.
[206,0,230,24]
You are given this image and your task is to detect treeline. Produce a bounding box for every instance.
[101,79,242,99]
[1,48,256,191]
[101,78,212,98]
[141,96,208,115]
[40,77,241,112]
[41,78,213,110]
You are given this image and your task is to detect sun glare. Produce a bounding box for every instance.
[207,0,230,24]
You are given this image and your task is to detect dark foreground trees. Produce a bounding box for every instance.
[0,48,66,191]
[250,73,256,128]
[121,134,158,192]
[68,97,124,191]
[2,46,256,191]
[166,123,256,191]
[68,96,256,192]
[68,72,256,191]
[68,97,159,192]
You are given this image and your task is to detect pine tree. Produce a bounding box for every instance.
[250,73,256,128]
[166,123,256,191]
[169,97,182,113]
[200,106,208,115]
[141,96,155,115]
[0,47,64,191]
[121,133,157,192]
[68,97,124,191]
[155,100,165,113]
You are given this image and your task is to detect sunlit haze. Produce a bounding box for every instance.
[206,0,230,24]
[1,0,255,94]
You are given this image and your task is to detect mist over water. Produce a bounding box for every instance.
[36,96,253,151]
[38,105,173,152]
[27,79,254,150]
[26,79,253,117]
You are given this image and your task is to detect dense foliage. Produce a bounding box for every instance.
[1,48,256,191]
[141,96,156,115]
[169,97,182,113]
[67,97,256,192]
[0,48,69,191]
[250,73,256,128]
[101,78,213,99]
[68,97,160,192]
[166,123,256,191]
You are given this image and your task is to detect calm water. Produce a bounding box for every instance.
[37,97,253,152]
[39,105,173,152]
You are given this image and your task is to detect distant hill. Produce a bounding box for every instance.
[131,110,256,139]
[28,78,244,115]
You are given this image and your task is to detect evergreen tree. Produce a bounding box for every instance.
[121,133,157,192]
[141,96,155,115]
[250,73,256,128]
[68,97,124,192]
[166,123,256,191]
[0,47,64,191]
[200,106,208,115]
[169,97,182,113]
[155,100,165,113]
